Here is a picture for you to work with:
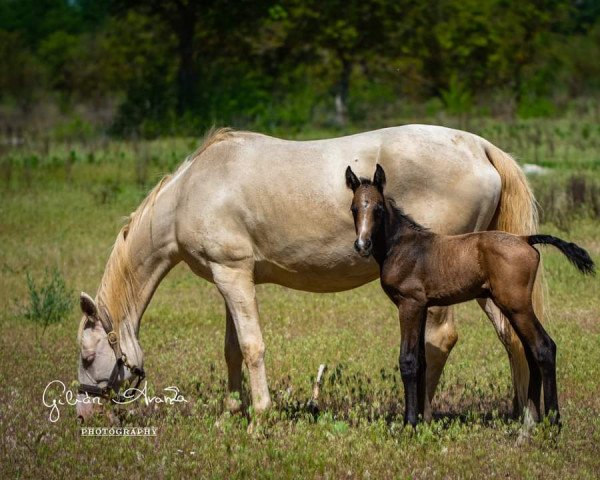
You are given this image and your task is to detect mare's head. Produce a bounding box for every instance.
[345,164,387,257]
[76,291,144,420]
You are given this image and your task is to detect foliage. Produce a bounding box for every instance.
[440,74,473,115]
[530,173,600,230]
[24,268,73,338]
[0,0,600,133]
[100,11,177,137]
[0,29,44,109]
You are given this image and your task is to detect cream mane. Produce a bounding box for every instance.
[81,127,236,336]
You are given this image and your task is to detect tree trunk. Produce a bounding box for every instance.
[174,8,198,115]
[334,57,352,126]
[514,63,523,106]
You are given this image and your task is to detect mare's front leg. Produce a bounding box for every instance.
[224,305,243,413]
[424,306,458,421]
[212,262,272,417]
[398,299,428,426]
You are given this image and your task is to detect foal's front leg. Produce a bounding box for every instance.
[398,299,428,426]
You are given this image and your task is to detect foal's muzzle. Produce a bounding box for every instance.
[354,238,372,257]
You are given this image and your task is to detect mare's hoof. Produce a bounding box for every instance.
[246,419,265,438]
[214,411,232,431]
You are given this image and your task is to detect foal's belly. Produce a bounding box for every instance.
[426,287,490,307]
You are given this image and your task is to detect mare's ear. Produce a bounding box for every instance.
[373,164,386,192]
[345,166,360,192]
[80,292,99,319]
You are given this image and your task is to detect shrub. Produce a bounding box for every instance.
[24,268,73,339]
[530,173,600,230]
[440,74,473,116]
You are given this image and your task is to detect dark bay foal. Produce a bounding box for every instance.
[346,164,595,427]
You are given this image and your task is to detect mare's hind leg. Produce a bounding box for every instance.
[424,306,458,421]
[477,299,530,417]
[224,305,243,413]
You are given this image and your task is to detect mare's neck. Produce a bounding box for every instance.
[97,185,181,343]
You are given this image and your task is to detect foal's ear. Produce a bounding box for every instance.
[80,292,98,319]
[345,166,361,192]
[373,164,386,192]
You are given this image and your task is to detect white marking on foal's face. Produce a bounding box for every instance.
[356,201,372,249]
[351,187,384,257]
[346,165,387,257]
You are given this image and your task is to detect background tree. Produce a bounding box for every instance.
[0,0,599,135]
[260,0,404,125]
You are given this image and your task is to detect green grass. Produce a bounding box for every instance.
[0,127,599,478]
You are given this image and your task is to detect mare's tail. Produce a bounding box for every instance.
[528,235,595,275]
[485,142,545,316]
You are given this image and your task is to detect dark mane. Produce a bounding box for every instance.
[357,177,428,233]
[385,198,429,232]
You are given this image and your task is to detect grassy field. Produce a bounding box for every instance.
[1,120,599,478]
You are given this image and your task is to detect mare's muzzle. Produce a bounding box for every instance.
[78,355,145,403]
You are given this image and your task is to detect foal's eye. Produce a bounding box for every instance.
[350,205,357,214]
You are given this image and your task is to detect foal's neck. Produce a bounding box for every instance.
[372,198,429,266]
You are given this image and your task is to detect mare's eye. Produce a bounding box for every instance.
[81,353,95,367]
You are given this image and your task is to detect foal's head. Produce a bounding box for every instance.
[345,164,386,257]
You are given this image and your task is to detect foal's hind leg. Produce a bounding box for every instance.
[504,309,559,424]
[522,343,543,421]
[477,299,530,417]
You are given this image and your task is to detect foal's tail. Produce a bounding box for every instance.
[528,235,596,275]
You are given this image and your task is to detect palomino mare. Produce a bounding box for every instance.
[346,165,594,426]
[76,126,542,421]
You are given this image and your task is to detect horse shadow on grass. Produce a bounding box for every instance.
[113,364,517,431]
[269,365,516,430]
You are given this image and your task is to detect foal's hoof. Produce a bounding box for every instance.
[224,395,243,415]
[547,410,560,424]
[546,410,562,429]
[403,419,418,432]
